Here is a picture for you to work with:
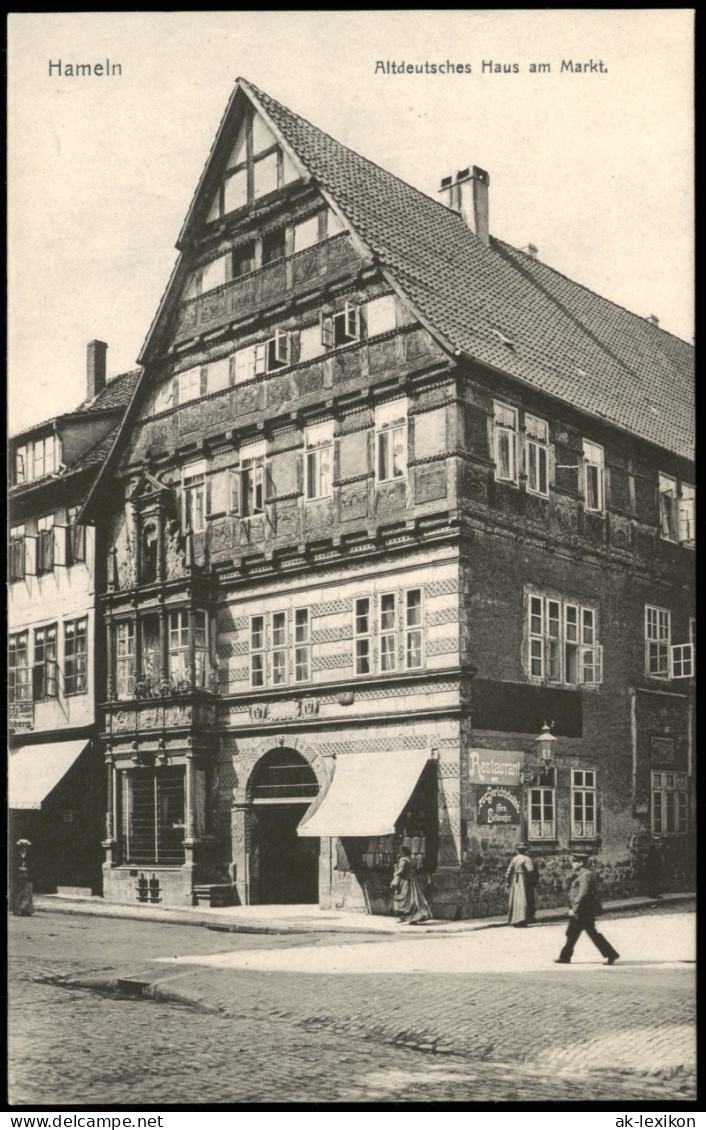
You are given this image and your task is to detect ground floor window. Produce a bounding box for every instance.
[529,769,556,839]
[571,770,597,838]
[119,767,186,864]
[651,771,688,834]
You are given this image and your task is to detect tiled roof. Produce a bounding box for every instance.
[70,426,121,472]
[242,80,694,461]
[75,368,141,413]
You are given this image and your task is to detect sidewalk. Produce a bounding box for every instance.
[33,890,694,936]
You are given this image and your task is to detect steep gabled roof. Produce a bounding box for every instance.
[75,368,141,414]
[238,79,693,461]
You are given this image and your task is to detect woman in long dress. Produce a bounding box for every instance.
[391,845,432,924]
[505,842,536,927]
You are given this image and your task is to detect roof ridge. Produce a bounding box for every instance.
[495,238,693,349]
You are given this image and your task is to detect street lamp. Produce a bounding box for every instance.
[535,721,557,765]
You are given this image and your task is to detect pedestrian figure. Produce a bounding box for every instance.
[505,842,537,927]
[11,839,34,917]
[390,845,432,924]
[555,852,619,965]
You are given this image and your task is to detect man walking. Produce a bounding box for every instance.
[554,852,619,965]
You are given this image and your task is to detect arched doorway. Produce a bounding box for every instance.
[250,749,320,905]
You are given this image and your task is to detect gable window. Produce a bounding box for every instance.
[33,625,58,700]
[493,403,518,483]
[526,414,549,496]
[262,228,286,265]
[354,598,371,676]
[177,367,203,406]
[529,769,556,839]
[64,618,88,696]
[116,622,136,699]
[37,515,55,575]
[240,442,266,517]
[658,473,677,541]
[234,331,289,382]
[376,400,407,484]
[233,241,256,278]
[651,771,687,834]
[321,302,360,349]
[67,506,86,565]
[9,631,30,703]
[528,593,602,685]
[201,255,229,294]
[572,770,597,839]
[250,615,266,688]
[678,484,695,546]
[182,463,206,533]
[645,605,670,678]
[9,524,25,581]
[305,421,333,500]
[583,440,605,512]
[293,216,319,254]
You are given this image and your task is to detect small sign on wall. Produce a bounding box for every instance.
[469,749,524,785]
[477,786,522,826]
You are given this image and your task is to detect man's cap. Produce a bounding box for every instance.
[514,842,529,852]
[571,851,590,863]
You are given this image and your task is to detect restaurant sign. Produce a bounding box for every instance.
[477,786,522,826]
[469,749,524,785]
[10,702,34,733]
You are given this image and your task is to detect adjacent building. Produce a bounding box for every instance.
[79,79,694,915]
[8,345,139,894]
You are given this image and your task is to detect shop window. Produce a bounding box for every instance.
[354,597,371,676]
[67,507,86,565]
[321,302,360,349]
[493,402,518,484]
[294,608,310,683]
[583,440,605,513]
[651,771,688,834]
[375,399,407,484]
[115,622,136,699]
[239,442,266,516]
[64,618,88,696]
[120,767,186,865]
[305,421,333,500]
[645,605,670,678]
[9,631,30,703]
[529,769,556,839]
[528,593,602,685]
[233,240,256,278]
[182,462,206,533]
[571,770,597,839]
[37,515,55,575]
[526,414,549,496]
[33,624,57,700]
[9,524,25,581]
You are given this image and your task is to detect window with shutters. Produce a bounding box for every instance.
[651,771,688,835]
[67,506,86,565]
[240,443,266,517]
[645,606,670,678]
[305,422,333,500]
[115,621,136,699]
[571,770,597,839]
[182,463,206,533]
[528,593,602,685]
[9,524,25,581]
[233,330,289,382]
[526,414,549,496]
[177,367,203,406]
[9,631,31,703]
[376,400,407,484]
[493,402,518,484]
[64,618,88,696]
[37,515,55,575]
[583,440,605,513]
[321,302,360,349]
[33,624,58,700]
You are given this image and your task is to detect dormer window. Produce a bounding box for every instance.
[321,302,360,348]
[13,435,60,485]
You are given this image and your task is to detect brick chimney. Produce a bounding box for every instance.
[87,340,108,400]
[439,166,490,246]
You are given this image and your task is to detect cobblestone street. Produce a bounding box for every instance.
[9,907,696,1106]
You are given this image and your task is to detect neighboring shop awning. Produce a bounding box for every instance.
[297,749,431,837]
[9,740,89,810]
